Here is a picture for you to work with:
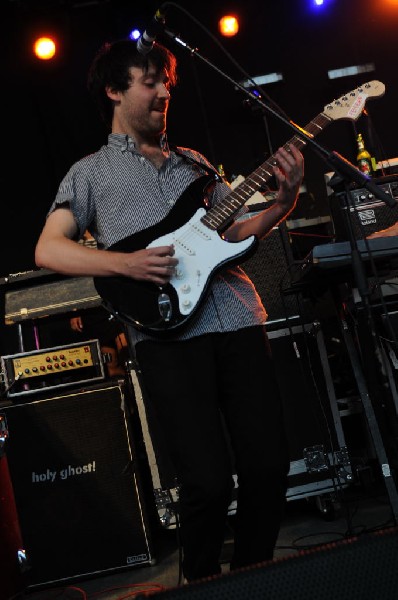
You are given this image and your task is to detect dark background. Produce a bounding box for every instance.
[2,0,398,277]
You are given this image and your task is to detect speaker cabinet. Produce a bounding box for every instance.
[141,527,398,600]
[240,225,314,330]
[0,381,153,589]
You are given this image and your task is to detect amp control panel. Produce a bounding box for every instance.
[349,178,398,208]
[1,339,106,398]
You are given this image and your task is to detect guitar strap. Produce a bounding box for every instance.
[170,145,223,182]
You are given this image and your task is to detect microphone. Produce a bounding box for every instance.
[137,6,167,55]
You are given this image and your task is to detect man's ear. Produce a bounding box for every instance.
[105,86,121,101]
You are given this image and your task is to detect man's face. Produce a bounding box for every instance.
[117,64,171,136]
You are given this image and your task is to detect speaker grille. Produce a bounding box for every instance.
[1,382,153,587]
[240,226,313,329]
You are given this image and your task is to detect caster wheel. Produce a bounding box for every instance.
[315,494,336,521]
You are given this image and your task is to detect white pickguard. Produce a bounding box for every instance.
[147,207,255,316]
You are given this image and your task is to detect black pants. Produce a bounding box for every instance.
[135,325,290,581]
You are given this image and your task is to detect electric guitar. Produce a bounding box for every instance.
[93,80,385,335]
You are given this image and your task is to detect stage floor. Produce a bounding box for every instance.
[19,479,395,600]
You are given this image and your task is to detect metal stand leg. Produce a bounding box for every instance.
[340,315,398,522]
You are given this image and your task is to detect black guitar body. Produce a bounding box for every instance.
[93,175,258,335]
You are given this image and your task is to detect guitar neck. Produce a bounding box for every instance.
[203,112,332,232]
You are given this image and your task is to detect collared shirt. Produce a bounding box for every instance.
[48,133,268,343]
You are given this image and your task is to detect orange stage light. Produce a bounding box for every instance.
[218,15,239,37]
[33,37,57,60]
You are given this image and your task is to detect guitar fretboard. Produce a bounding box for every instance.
[203,113,332,232]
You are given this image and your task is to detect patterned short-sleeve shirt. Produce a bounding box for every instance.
[48,133,268,343]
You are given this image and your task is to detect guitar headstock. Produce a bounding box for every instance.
[323,80,385,122]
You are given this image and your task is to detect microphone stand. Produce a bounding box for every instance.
[165,29,395,208]
[164,27,398,520]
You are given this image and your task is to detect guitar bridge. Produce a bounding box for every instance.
[158,292,172,322]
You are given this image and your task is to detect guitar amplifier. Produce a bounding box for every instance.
[329,175,398,241]
[1,339,106,399]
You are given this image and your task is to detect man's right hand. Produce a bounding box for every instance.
[123,245,178,285]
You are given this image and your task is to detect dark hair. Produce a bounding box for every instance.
[87,39,178,128]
